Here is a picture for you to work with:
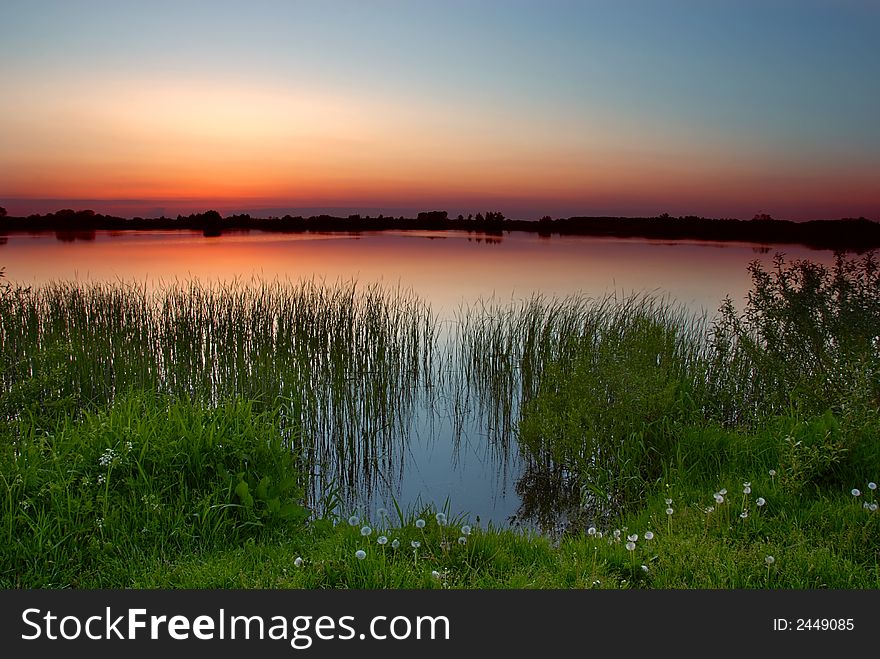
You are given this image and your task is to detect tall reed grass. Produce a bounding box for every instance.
[0,278,436,498]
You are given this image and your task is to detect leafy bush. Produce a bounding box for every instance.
[709,252,880,421]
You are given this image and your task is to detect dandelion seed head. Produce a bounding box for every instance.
[666,507,674,515]
[644,531,654,540]
[719,488,728,496]
[641,564,649,573]
[714,494,724,504]
[627,534,638,542]
[743,486,752,494]
[355,550,366,560]
[868,482,877,491]
[415,519,426,529]
[360,525,372,536]
[411,540,421,549]
[435,512,447,525]
[769,469,777,477]
[458,536,466,545]
[625,541,636,551]
[743,482,751,488]
[587,526,597,536]
[377,536,388,545]
[613,529,621,538]
[431,570,441,580]
[348,515,359,526]
[852,488,861,497]
[740,511,749,519]
[461,525,472,535]
[294,556,303,567]
[391,539,400,549]
[756,497,766,507]
[765,555,775,565]
[665,498,673,505]
[869,503,878,512]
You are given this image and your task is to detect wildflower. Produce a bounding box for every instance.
[644,531,654,540]
[360,525,372,537]
[415,519,425,529]
[294,556,303,567]
[458,536,467,545]
[587,526,597,536]
[714,493,724,504]
[756,497,766,507]
[627,534,638,542]
[431,570,441,580]
[852,489,861,497]
[435,512,447,525]
[765,555,775,565]
[868,482,877,491]
[391,539,400,549]
[96,517,104,529]
[768,469,777,477]
[461,525,472,535]
[411,540,421,549]
[97,474,106,485]
[625,541,636,551]
[355,550,366,560]
[666,507,674,515]
[98,448,116,467]
[125,441,133,452]
[377,536,388,545]
[740,511,748,519]
[348,515,359,526]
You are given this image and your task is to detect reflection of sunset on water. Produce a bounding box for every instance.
[0,230,839,318]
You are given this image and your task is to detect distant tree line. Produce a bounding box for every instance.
[1,206,878,250]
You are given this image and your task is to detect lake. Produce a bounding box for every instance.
[0,229,841,530]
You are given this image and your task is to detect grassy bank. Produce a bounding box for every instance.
[1,255,878,588]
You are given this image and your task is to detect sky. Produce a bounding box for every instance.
[1,0,879,220]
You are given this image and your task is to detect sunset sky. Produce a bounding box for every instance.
[2,0,878,220]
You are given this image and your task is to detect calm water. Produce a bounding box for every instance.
[0,229,839,529]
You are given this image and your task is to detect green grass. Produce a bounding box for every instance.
[1,253,879,588]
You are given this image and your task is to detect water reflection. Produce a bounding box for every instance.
[0,230,842,529]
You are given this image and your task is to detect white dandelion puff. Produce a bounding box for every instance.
[355,550,366,560]
[415,519,426,529]
[644,531,654,540]
[294,556,303,567]
[852,489,861,497]
[756,497,766,507]
[360,526,372,536]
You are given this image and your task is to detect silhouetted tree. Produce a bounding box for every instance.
[752,213,775,221]
[0,207,7,217]
[475,213,484,222]
[457,214,464,221]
